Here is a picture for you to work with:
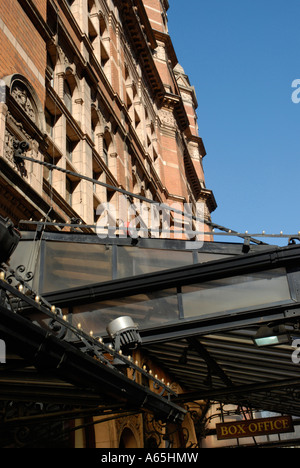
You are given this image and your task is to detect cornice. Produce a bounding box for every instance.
[116,0,165,102]
[198,188,218,214]
[132,0,158,50]
[163,92,189,132]
[187,134,207,158]
[153,29,178,68]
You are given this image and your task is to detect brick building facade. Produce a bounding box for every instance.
[0,0,216,235]
[0,0,216,448]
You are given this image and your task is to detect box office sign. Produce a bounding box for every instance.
[216,416,294,440]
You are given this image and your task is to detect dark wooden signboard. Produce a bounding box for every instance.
[216,415,294,440]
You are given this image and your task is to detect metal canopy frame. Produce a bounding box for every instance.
[41,242,300,336]
[4,232,300,422]
[37,239,300,418]
[0,296,186,424]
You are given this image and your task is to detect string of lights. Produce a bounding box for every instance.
[17,219,300,242]
[0,263,177,399]
[16,153,270,245]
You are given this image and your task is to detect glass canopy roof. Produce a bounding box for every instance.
[7,230,300,419]
[10,231,300,342]
[11,230,272,294]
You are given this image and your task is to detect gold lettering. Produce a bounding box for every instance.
[263,421,269,431]
[274,420,282,430]
[237,424,246,434]
[282,418,289,429]
[257,422,264,432]
[249,423,257,433]
[221,426,229,437]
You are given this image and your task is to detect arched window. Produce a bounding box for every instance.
[3,73,45,132]
[119,428,138,449]
[11,81,37,123]
[64,80,72,114]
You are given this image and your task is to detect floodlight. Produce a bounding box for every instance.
[106,316,142,354]
[253,325,290,347]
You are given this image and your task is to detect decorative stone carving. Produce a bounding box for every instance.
[4,129,28,178]
[156,45,166,61]
[181,91,193,104]
[11,84,36,122]
[159,109,176,128]
[115,414,143,447]
[4,129,15,165]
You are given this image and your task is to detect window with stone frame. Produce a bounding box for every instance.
[64,80,73,114]
[66,176,74,206]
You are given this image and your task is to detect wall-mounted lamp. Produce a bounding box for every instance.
[252,325,290,347]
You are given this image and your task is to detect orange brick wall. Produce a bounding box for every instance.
[31,0,47,20]
[143,0,166,32]
[0,0,46,104]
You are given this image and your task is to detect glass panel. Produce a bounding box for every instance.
[197,252,233,263]
[71,289,178,337]
[117,246,193,278]
[42,242,113,293]
[182,268,293,319]
[9,240,41,291]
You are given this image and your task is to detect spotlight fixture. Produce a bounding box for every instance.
[252,324,290,347]
[106,316,142,355]
[0,216,21,264]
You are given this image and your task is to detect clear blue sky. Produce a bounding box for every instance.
[168,0,300,246]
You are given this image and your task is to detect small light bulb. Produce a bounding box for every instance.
[154,374,158,379]
[118,350,123,355]
[35,295,40,303]
[77,323,82,329]
[63,315,67,321]
[51,305,56,313]
[18,284,24,292]
[108,344,113,350]
[0,272,5,281]
[135,360,139,366]
[98,337,103,343]
[89,330,93,336]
